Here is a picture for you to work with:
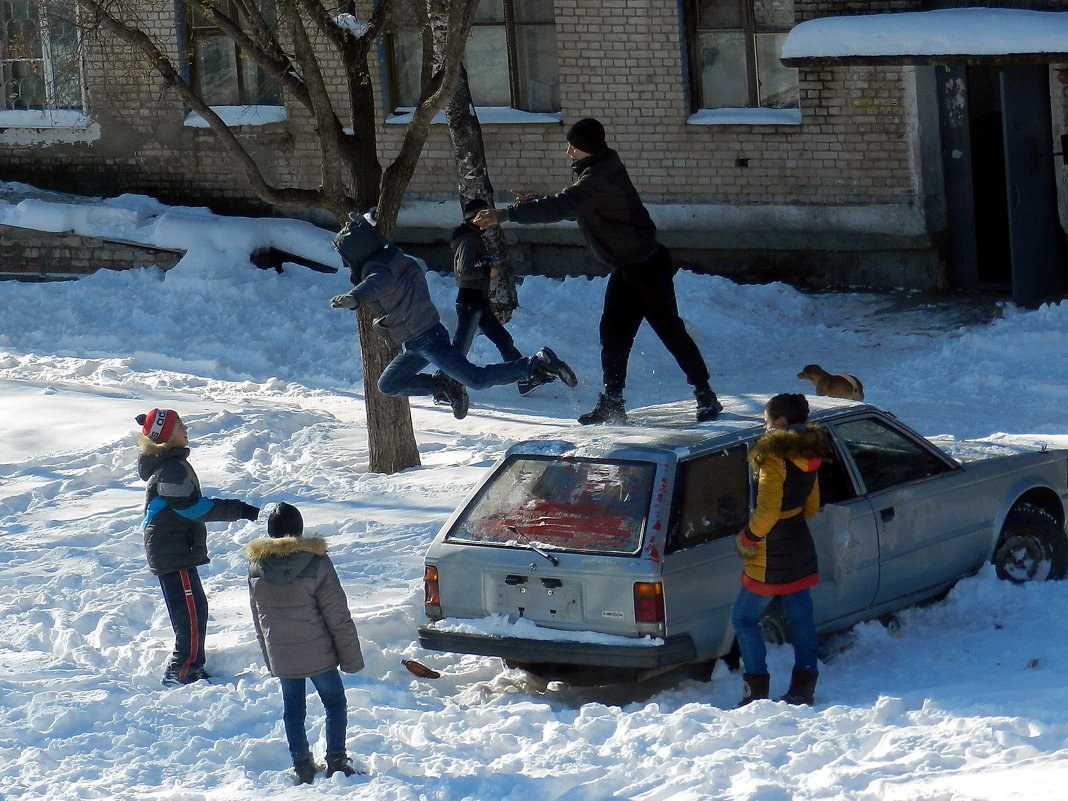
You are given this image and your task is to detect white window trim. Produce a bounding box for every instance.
[184,105,287,128]
[386,107,562,125]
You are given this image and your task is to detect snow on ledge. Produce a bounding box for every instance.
[688,108,802,126]
[184,105,287,128]
[0,110,100,145]
[387,107,562,125]
[782,8,1068,61]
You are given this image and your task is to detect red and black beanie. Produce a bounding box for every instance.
[136,408,179,443]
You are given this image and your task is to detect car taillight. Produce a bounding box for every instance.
[423,565,441,620]
[633,581,664,624]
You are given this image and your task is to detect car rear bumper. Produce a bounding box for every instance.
[417,625,697,668]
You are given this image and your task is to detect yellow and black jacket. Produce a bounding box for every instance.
[738,424,828,596]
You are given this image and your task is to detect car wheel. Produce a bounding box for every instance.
[993,505,1067,584]
[758,598,790,645]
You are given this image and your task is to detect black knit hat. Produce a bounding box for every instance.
[566,118,606,155]
[267,502,303,538]
[462,197,489,221]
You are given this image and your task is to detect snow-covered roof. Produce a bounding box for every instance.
[781,8,1068,66]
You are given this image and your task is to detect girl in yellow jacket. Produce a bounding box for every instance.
[732,393,828,707]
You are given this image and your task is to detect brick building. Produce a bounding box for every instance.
[1,0,1066,301]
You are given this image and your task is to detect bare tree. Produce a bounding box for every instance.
[74,0,482,473]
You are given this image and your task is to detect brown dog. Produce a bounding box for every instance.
[797,364,865,401]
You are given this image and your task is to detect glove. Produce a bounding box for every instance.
[331,294,359,310]
[238,502,260,521]
[735,528,758,558]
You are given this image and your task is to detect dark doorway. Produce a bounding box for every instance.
[937,64,1068,305]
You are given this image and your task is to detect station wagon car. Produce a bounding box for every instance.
[418,398,1068,682]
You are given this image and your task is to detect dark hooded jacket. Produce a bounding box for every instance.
[138,439,250,575]
[333,213,440,346]
[450,221,493,295]
[738,424,829,595]
[246,535,364,679]
[504,148,660,269]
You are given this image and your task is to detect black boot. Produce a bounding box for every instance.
[532,347,578,388]
[326,752,361,777]
[776,667,818,705]
[695,388,723,422]
[578,393,627,425]
[736,672,770,707]
[431,371,469,420]
[292,755,322,785]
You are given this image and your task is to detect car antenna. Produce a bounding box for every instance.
[506,524,560,567]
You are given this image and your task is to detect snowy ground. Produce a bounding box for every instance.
[2,185,1068,800]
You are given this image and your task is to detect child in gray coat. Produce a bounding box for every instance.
[247,502,365,784]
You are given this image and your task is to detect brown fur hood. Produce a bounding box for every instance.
[749,424,830,467]
[246,536,327,562]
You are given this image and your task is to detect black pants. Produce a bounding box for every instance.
[599,246,710,396]
[158,566,208,679]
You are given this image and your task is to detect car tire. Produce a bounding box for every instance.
[993,504,1067,584]
[758,598,791,645]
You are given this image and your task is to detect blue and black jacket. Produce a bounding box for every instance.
[138,444,248,575]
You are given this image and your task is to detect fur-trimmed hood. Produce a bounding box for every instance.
[247,536,328,585]
[137,441,189,480]
[749,424,829,467]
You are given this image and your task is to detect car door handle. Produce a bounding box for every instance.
[880,507,895,522]
[505,575,528,585]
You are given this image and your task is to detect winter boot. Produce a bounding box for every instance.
[292,755,322,785]
[160,665,197,687]
[776,667,818,705]
[532,347,578,388]
[578,393,627,425]
[517,372,555,396]
[695,388,723,422]
[326,752,361,778]
[736,672,770,707]
[431,371,469,420]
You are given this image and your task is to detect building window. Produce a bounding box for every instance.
[0,0,82,111]
[390,0,559,113]
[687,0,798,111]
[186,0,282,106]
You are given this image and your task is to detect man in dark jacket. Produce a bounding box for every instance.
[135,408,259,686]
[473,118,721,425]
[330,212,577,419]
[450,199,552,397]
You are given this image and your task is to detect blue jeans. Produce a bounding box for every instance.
[378,322,533,396]
[731,587,819,676]
[453,299,523,362]
[279,668,347,761]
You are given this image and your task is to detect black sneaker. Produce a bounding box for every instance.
[160,667,198,687]
[292,756,323,785]
[695,389,723,422]
[517,373,553,396]
[578,393,627,425]
[326,753,362,778]
[431,371,469,419]
[533,347,578,388]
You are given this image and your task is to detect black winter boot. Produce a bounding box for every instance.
[431,371,469,420]
[326,752,361,777]
[292,755,322,785]
[578,393,627,425]
[776,667,818,705]
[695,388,723,422]
[736,672,770,707]
[533,347,578,388]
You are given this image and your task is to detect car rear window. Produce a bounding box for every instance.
[445,456,656,555]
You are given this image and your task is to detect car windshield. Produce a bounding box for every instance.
[445,456,656,555]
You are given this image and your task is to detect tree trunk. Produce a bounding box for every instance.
[355,308,421,474]
[444,72,519,321]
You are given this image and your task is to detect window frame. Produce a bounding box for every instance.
[0,0,85,115]
[183,0,282,109]
[386,0,559,116]
[684,0,799,118]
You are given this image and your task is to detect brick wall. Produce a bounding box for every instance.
[0,225,182,280]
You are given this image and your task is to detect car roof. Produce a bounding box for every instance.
[504,395,873,462]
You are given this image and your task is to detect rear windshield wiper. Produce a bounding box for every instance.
[506,524,560,567]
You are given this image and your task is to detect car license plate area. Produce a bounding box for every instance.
[490,574,580,623]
